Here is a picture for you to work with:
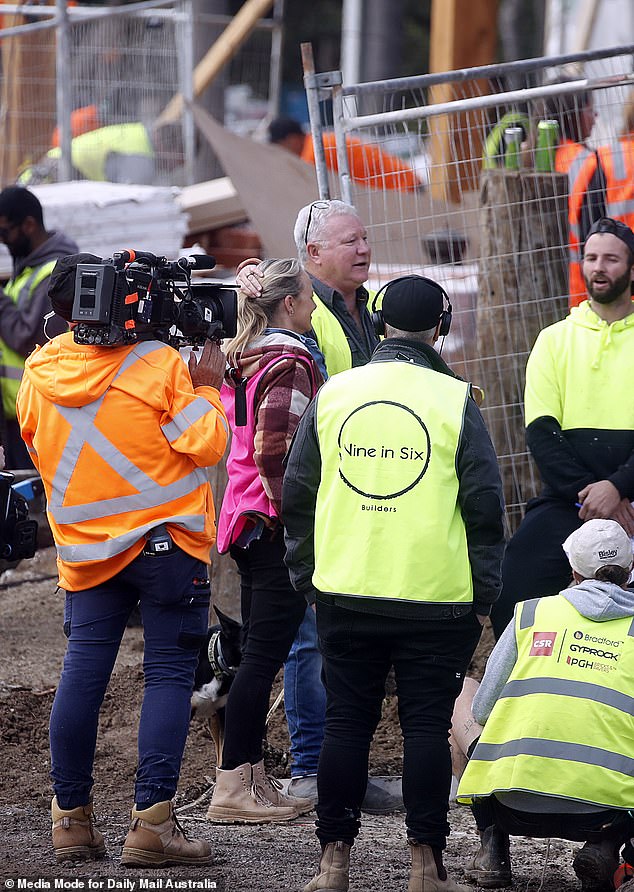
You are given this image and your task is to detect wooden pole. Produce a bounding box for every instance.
[0,8,57,185]
[155,0,275,127]
[428,0,498,203]
[476,169,569,533]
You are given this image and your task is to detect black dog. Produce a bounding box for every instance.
[191,606,242,765]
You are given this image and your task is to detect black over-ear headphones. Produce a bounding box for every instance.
[370,275,453,338]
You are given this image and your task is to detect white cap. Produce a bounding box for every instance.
[562,519,633,579]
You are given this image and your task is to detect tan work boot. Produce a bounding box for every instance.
[303,841,351,892]
[408,841,470,892]
[51,796,106,863]
[251,760,314,816]
[205,762,299,824]
[464,825,512,888]
[121,800,211,867]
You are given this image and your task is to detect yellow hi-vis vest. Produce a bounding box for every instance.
[46,123,153,182]
[457,595,634,810]
[312,360,473,604]
[310,288,378,377]
[0,260,56,420]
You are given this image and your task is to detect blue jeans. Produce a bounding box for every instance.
[314,599,482,848]
[284,605,326,777]
[50,548,210,810]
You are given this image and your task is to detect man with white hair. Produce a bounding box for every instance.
[456,519,634,892]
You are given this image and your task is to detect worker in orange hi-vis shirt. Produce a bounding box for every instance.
[268,116,423,192]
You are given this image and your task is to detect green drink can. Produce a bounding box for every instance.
[535,119,559,172]
[503,126,523,170]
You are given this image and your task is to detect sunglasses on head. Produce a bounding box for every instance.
[303,201,331,246]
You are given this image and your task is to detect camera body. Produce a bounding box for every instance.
[72,250,237,348]
[0,472,38,566]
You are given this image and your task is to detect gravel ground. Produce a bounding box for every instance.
[0,548,586,891]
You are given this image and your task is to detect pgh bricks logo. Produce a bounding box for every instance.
[529,632,557,656]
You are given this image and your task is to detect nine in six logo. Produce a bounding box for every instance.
[529,632,557,656]
[337,400,431,500]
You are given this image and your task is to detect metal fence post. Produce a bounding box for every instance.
[55,0,72,182]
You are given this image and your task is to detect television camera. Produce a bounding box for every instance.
[0,472,38,568]
[72,249,237,347]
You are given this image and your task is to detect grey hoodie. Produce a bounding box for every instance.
[0,229,79,357]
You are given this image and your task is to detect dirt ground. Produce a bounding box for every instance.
[0,548,585,891]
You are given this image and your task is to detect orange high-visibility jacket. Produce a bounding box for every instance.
[301,132,420,192]
[556,139,598,307]
[17,332,228,591]
[597,136,634,235]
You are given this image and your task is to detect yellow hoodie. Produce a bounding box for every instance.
[17,332,228,590]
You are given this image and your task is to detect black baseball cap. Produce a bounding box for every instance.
[584,217,634,257]
[381,276,445,332]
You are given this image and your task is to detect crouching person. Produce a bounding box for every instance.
[455,519,634,892]
[16,256,229,866]
[283,275,505,892]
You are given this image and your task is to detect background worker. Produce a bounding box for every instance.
[20,122,183,187]
[268,116,422,192]
[17,255,228,867]
[541,84,605,306]
[235,200,402,814]
[490,216,634,639]
[283,275,505,892]
[0,186,78,468]
[456,519,634,892]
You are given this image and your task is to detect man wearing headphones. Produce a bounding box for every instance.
[283,275,505,892]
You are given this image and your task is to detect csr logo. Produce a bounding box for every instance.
[529,632,557,656]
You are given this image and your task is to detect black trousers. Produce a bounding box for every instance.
[473,796,634,846]
[220,529,307,770]
[490,498,582,639]
[314,600,482,848]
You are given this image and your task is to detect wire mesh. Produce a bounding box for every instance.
[0,1,280,186]
[308,46,634,534]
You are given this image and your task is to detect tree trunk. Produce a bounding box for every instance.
[477,169,569,533]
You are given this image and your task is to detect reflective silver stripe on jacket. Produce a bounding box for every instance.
[161,395,228,442]
[608,142,627,181]
[605,199,634,219]
[471,737,634,777]
[56,513,206,562]
[48,341,209,530]
[499,677,634,716]
[0,365,24,380]
[519,597,540,629]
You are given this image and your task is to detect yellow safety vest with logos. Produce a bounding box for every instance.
[457,594,634,810]
[312,360,473,604]
[0,260,56,420]
[310,288,378,378]
[46,123,153,182]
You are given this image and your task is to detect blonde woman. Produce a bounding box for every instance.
[206,258,324,824]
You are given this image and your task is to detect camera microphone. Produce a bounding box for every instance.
[183,254,217,271]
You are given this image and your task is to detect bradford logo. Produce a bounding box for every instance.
[530,632,557,656]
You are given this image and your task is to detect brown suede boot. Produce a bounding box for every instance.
[303,841,351,892]
[251,760,314,816]
[121,800,211,867]
[51,797,106,863]
[205,762,299,824]
[408,841,470,892]
[463,825,512,888]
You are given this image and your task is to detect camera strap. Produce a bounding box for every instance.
[227,366,248,426]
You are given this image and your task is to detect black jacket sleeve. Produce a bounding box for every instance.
[281,397,322,597]
[456,398,506,616]
[525,415,597,502]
